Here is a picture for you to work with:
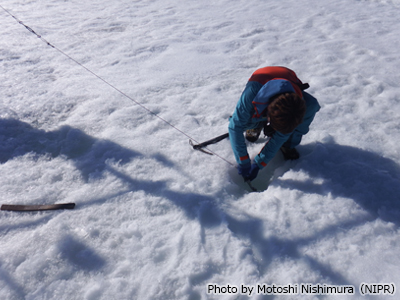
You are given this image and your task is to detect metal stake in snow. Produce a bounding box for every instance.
[245,180,258,192]
[1,203,76,212]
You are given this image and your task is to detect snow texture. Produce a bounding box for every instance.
[0,0,400,299]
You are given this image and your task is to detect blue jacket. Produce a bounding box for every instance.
[229,79,297,169]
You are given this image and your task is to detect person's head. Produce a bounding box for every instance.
[267,92,306,134]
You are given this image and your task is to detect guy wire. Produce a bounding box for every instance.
[0,4,235,167]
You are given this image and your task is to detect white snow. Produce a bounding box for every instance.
[1,0,400,299]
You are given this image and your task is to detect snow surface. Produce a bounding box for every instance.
[1,0,400,299]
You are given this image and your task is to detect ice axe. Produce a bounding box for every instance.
[189,132,229,155]
[190,133,258,192]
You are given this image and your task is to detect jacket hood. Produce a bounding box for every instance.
[252,79,296,118]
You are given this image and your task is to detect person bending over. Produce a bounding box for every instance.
[229,66,320,182]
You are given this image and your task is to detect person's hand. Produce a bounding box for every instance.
[238,163,251,177]
[238,163,260,181]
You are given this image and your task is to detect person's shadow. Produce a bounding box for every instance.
[220,139,400,297]
[266,140,400,226]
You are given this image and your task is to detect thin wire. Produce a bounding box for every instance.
[0,4,235,167]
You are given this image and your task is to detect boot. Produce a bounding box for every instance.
[280,146,300,160]
[245,128,262,143]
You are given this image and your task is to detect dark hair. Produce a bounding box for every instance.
[267,92,306,134]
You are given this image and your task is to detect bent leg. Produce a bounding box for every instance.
[284,92,320,148]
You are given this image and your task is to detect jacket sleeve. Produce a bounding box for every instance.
[254,131,291,168]
[228,82,262,166]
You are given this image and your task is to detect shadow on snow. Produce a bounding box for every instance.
[279,141,400,225]
[0,118,175,181]
[1,118,400,299]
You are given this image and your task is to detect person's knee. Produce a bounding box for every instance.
[303,92,321,115]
